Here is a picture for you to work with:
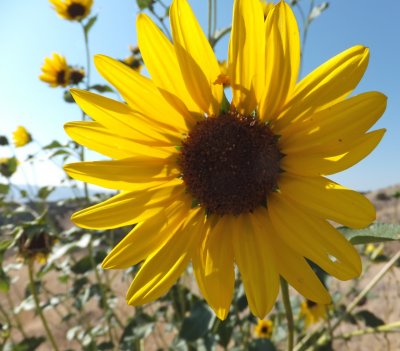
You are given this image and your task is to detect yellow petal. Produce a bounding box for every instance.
[71,179,184,229]
[280,92,387,153]
[64,156,179,191]
[264,213,331,304]
[232,208,279,318]
[278,174,375,228]
[269,193,362,280]
[137,14,203,116]
[94,55,193,132]
[259,1,300,121]
[281,129,385,176]
[229,0,265,114]
[274,45,369,131]
[102,199,192,269]
[170,0,222,115]
[126,208,204,305]
[71,89,179,144]
[192,215,235,320]
[64,121,176,159]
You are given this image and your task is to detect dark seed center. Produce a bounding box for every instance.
[67,3,86,18]
[56,70,66,85]
[261,326,269,334]
[306,300,317,309]
[179,111,282,216]
[70,70,84,85]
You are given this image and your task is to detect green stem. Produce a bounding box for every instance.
[207,0,212,41]
[80,22,92,202]
[334,321,400,340]
[28,260,60,351]
[211,26,231,48]
[281,277,294,351]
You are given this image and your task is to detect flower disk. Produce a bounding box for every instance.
[180,112,281,215]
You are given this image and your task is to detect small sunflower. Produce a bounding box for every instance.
[65,0,386,320]
[255,319,274,339]
[300,300,327,328]
[39,53,70,88]
[17,230,55,265]
[12,126,32,148]
[49,0,93,21]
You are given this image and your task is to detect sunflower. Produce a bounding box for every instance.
[49,0,93,21]
[12,126,32,148]
[64,0,386,320]
[39,53,70,88]
[300,300,327,328]
[254,319,274,339]
[261,1,274,19]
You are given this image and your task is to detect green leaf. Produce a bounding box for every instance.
[89,84,114,93]
[179,301,213,342]
[308,2,329,23]
[0,135,9,146]
[355,310,384,327]
[0,267,10,292]
[339,223,400,245]
[71,256,94,274]
[37,186,55,200]
[11,337,46,351]
[97,342,114,350]
[249,340,277,351]
[43,140,63,150]
[136,0,154,10]
[64,90,76,103]
[0,183,9,195]
[84,15,98,35]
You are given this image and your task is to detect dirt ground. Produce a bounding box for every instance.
[2,184,400,350]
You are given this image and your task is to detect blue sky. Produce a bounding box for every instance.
[0,0,399,192]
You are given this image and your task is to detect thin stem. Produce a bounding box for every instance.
[280,277,294,351]
[211,26,231,48]
[149,8,171,40]
[80,22,92,202]
[334,321,400,340]
[28,260,60,351]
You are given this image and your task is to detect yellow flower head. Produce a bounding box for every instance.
[300,300,327,328]
[255,319,274,339]
[17,230,55,265]
[49,0,93,21]
[65,0,386,320]
[12,126,32,148]
[39,53,70,88]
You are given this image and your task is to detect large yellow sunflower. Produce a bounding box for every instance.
[65,0,387,320]
[49,0,93,21]
[39,53,70,88]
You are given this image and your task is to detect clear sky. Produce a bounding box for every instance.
[0,0,399,192]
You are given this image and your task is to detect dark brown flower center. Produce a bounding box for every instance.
[70,69,84,84]
[67,3,86,19]
[179,111,282,216]
[56,70,66,85]
[306,300,317,309]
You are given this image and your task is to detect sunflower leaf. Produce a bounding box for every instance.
[84,15,98,35]
[339,223,400,245]
[354,310,384,328]
[89,84,115,93]
[179,301,213,341]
